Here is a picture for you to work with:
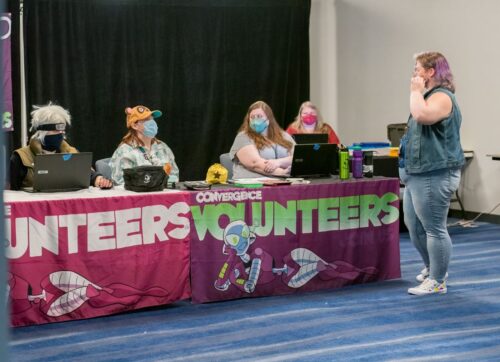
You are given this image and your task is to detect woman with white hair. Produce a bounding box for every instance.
[9,102,112,190]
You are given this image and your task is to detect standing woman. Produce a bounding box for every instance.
[400,52,464,295]
[230,100,295,179]
[286,101,340,144]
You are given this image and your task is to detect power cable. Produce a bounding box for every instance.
[448,201,500,228]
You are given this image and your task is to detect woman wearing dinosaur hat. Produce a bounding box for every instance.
[109,105,179,185]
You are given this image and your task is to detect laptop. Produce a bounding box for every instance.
[292,133,329,144]
[24,152,93,192]
[289,143,339,178]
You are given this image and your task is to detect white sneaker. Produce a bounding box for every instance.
[408,278,447,295]
[416,267,448,282]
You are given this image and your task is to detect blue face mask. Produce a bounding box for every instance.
[42,133,64,151]
[143,120,158,138]
[249,117,268,134]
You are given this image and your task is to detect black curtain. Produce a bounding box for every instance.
[8,0,310,180]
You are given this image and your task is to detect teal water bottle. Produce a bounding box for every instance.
[339,146,350,180]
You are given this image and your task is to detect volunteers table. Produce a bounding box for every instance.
[5,177,401,326]
[189,177,401,303]
[5,188,192,327]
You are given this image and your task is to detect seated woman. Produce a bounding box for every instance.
[9,103,112,190]
[230,100,295,179]
[110,105,179,185]
[286,101,340,144]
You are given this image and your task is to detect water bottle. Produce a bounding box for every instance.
[352,150,363,178]
[339,146,350,180]
[363,150,374,178]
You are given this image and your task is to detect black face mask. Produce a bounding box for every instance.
[42,133,64,152]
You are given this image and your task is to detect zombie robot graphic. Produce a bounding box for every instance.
[214,220,267,293]
[214,220,378,293]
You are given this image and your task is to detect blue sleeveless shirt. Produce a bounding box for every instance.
[400,87,464,174]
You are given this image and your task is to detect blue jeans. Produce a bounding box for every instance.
[399,167,461,282]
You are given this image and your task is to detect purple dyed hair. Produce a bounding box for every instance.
[415,52,455,93]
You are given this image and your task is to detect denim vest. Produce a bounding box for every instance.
[401,87,464,174]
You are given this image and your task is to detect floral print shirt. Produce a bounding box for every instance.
[109,141,179,185]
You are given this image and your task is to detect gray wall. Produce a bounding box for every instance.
[310,0,338,133]
[311,0,500,216]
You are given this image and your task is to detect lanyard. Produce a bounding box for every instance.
[273,144,279,159]
[139,146,154,164]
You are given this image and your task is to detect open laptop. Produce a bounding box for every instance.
[23,152,93,192]
[289,143,339,178]
[292,133,329,144]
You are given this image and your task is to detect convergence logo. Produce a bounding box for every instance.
[195,190,262,204]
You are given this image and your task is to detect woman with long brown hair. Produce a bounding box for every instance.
[229,101,295,179]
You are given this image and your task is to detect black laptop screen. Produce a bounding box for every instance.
[30,152,92,192]
[290,143,339,178]
[292,133,329,145]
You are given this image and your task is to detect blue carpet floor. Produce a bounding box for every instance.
[8,221,500,361]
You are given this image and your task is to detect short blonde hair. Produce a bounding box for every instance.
[288,101,330,133]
